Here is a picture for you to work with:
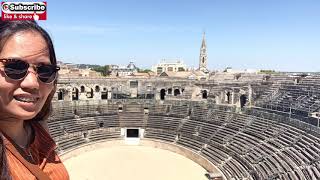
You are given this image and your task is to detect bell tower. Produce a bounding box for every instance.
[199,32,208,73]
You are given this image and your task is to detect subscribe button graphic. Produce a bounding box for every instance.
[1,2,47,21]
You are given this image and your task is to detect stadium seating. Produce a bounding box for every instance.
[48,100,320,179]
[255,75,320,127]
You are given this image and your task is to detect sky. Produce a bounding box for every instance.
[11,0,320,71]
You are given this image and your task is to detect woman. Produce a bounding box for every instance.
[0,20,69,179]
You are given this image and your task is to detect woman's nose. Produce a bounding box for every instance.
[19,67,40,90]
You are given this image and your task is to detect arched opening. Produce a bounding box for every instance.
[226,92,231,104]
[202,57,205,63]
[160,89,166,100]
[168,88,172,95]
[240,94,247,108]
[80,86,85,93]
[118,105,123,112]
[99,122,104,128]
[72,87,79,101]
[264,75,271,81]
[235,74,241,80]
[295,77,303,84]
[101,90,108,99]
[87,88,94,98]
[57,89,64,100]
[74,109,78,115]
[95,85,100,92]
[144,107,149,114]
[202,90,208,99]
[83,132,87,138]
[174,89,180,96]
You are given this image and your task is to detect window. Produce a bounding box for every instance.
[130,81,138,88]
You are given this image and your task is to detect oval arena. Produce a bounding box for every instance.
[48,74,320,180]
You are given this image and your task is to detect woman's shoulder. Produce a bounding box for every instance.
[29,122,69,180]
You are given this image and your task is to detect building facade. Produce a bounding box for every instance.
[152,59,187,74]
[110,62,138,77]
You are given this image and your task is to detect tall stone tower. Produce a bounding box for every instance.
[199,32,209,73]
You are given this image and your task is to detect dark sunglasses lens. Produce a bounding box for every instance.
[4,60,28,79]
[37,65,57,83]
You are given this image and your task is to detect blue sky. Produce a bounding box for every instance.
[27,0,320,71]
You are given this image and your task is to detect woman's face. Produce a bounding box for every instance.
[0,30,54,120]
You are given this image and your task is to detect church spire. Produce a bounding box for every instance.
[201,31,206,48]
[199,31,209,73]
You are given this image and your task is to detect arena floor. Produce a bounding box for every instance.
[63,144,209,180]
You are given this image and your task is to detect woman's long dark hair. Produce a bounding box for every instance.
[0,19,58,179]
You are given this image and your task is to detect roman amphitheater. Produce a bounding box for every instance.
[49,73,320,180]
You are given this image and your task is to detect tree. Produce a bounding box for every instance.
[259,69,276,74]
[92,65,111,76]
[138,68,152,73]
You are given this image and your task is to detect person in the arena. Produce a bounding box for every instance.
[0,20,69,180]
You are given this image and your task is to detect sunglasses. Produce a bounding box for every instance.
[0,58,60,84]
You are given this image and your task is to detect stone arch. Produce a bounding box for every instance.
[57,88,65,100]
[99,122,104,128]
[263,75,271,81]
[226,91,231,104]
[116,102,123,112]
[83,132,87,138]
[80,85,85,93]
[72,87,79,101]
[160,89,166,100]
[202,90,208,99]
[174,89,180,96]
[87,88,94,98]
[95,85,100,92]
[240,94,247,108]
[101,87,108,100]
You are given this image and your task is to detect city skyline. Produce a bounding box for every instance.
[33,0,320,72]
